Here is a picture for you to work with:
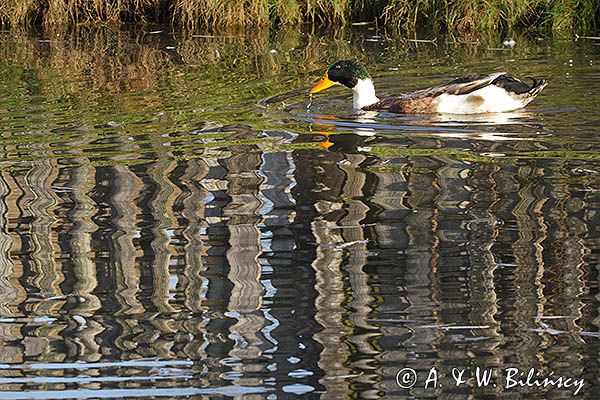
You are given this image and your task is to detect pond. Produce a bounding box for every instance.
[0,26,598,399]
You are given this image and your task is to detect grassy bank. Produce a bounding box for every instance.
[0,0,599,35]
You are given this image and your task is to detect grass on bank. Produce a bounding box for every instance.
[0,0,599,35]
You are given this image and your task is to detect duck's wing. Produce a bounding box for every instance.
[428,72,548,97]
[422,72,508,96]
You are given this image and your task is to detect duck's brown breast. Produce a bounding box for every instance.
[362,94,439,114]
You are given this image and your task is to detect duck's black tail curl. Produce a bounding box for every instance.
[527,77,548,97]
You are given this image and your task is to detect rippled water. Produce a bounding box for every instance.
[0,26,598,399]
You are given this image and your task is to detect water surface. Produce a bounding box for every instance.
[0,27,598,398]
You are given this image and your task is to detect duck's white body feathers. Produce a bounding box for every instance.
[436,84,527,113]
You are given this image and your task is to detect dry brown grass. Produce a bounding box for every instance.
[0,0,598,34]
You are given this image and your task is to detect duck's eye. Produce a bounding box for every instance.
[335,65,341,69]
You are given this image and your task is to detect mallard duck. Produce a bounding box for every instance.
[310,60,547,114]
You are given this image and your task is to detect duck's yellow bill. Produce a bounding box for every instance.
[310,75,335,94]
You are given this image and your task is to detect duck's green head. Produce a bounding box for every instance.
[310,60,371,94]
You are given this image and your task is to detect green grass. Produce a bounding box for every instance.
[381,0,600,35]
[0,0,598,35]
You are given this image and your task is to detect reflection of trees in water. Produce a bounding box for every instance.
[0,135,596,395]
